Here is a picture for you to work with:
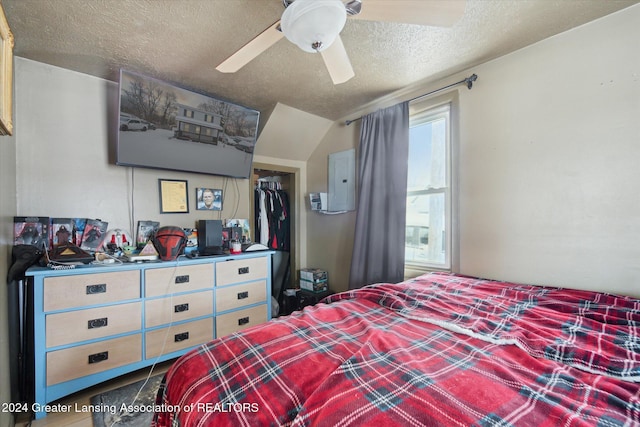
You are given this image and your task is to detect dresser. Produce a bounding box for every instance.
[24,252,273,419]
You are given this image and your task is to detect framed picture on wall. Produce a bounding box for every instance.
[196,187,223,211]
[159,179,189,213]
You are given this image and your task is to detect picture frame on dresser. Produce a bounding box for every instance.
[0,2,14,136]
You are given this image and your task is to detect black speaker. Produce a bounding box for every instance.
[197,220,223,255]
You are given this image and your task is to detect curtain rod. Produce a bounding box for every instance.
[344,73,477,126]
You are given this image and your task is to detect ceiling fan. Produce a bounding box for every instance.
[215,0,466,85]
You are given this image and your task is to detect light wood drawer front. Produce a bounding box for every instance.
[216,305,267,338]
[216,281,267,312]
[216,257,267,287]
[46,334,141,386]
[145,264,214,297]
[145,291,213,328]
[43,271,140,311]
[46,302,141,348]
[145,318,213,359]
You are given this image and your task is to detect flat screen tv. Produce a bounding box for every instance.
[116,69,260,179]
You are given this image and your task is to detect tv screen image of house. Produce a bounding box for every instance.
[116,69,260,179]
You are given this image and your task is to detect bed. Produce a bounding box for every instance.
[152,272,640,426]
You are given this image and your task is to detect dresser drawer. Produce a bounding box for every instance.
[145,290,214,328]
[145,264,214,298]
[215,280,267,312]
[145,318,213,359]
[46,302,142,348]
[216,257,268,287]
[46,334,141,386]
[43,270,140,311]
[216,304,268,338]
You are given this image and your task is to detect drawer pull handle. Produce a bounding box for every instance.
[237,291,249,300]
[175,275,190,284]
[86,284,107,294]
[238,316,250,326]
[88,351,108,364]
[174,332,189,342]
[238,267,249,275]
[174,303,189,313]
[88,317,108,329]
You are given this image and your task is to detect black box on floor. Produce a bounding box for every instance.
[298,289,332,309]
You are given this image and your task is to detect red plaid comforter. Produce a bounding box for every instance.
[152,273,640,426]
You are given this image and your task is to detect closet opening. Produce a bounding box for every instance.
[251,163,299,317]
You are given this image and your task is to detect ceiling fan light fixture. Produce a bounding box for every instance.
[281,0,347,53]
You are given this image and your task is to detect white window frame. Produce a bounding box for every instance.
[405,98,458,276]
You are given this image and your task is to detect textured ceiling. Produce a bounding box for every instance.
[3,0,638,126]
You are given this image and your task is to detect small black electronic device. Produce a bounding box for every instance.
[199,247,224,256]
[197,220,223,255]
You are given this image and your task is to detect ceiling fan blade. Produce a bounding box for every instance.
[320,35,355,85]
[352,0,466,27]
[216,21,284,73]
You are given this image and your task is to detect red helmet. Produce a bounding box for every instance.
[153,226,186,261]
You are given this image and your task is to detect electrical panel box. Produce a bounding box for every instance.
[327,149,355,212]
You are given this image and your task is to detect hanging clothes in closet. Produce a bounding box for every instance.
[255,180,290,251]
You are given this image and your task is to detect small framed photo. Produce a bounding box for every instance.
[158,179,189,213]
[196,187,223,211]
[136,220,159,246]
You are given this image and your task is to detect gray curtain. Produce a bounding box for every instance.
[349,102,410,289]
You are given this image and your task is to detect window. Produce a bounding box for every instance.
[405,103,452,271]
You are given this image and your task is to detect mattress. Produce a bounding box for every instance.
[152,272,640,426]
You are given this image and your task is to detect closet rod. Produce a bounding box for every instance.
[344,73,477,126]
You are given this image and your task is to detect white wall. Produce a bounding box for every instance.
[12,4,640,300]
[309,5,640,297]
[459,5,640,296]
[13,59,317,268]
[0,103,17,426]
[15,59,254,234]
[306,121,359,292]
[256,103,332,162]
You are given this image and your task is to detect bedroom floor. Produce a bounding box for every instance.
[14,360,174,427]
